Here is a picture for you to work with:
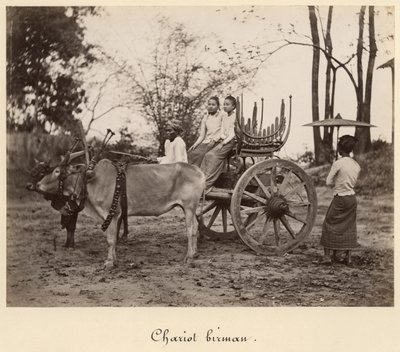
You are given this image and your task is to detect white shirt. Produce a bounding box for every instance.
[220,112,236,143]
[326,156,361,196]
[159,136,188,164]
[203,111,222,143]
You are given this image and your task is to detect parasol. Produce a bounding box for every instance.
[303,113,376,159]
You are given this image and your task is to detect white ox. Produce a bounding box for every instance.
[36,159,205,267]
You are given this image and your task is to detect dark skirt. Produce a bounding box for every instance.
[321,194,359,250]
[188,142,215,168]
[200,139,236,189]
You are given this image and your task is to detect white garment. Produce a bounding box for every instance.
[203,111,222,143]
[159,136,188,164]
[326,156,361,196]
[220,112,236,142]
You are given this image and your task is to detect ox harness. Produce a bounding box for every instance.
[62,159,128,232]
[32,160,128,232]
[101,162,127,231]
[33,149,157,233]
[55,164,87,216]
[29,161,82,230]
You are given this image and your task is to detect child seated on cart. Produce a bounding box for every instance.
[199,95,237,193]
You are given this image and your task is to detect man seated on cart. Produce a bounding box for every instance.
[158,119,188,164]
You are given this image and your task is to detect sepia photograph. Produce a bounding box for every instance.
[5,4,395,312]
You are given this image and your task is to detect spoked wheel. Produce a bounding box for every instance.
[230,159,317,255]
[197,199,237,240]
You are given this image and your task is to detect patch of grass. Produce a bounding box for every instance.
[355,144,394,196]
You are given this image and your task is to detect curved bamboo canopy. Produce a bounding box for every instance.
[235,95,292,156]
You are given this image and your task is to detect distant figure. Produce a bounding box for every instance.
[158,119,188,164]
[321,135,361,265]
[199,95,237,192]
[188,96,223,167]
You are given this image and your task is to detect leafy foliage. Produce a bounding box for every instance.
[355,143,393,195]
[296,150,315,165]
[111,127,137,154]
[102,127,155,158]
[370,138,390,151]
[6,7,97,132]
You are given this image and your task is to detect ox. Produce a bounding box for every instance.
[27,156,129,248]
[36,159,205,267]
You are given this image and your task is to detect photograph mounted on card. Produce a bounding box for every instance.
[5,5,394,310]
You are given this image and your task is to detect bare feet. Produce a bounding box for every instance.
[320,256,332,265]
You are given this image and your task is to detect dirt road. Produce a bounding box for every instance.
[6,171,394,306]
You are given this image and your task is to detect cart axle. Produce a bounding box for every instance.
[267,196,289,218]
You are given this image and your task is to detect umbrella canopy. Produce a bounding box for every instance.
[303,113,376,128]
[377,58,394,70]
[303,114,376,159]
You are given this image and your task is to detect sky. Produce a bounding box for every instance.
[80,6,394,158]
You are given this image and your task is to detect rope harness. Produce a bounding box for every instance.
[98,151,158,231]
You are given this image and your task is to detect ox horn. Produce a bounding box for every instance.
[69,150,85,161]
[60,138,82,165]
[101,129,115,149]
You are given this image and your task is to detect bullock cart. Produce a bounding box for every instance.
[198,96,318,256]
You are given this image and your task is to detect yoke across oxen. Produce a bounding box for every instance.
[36,157,205,267]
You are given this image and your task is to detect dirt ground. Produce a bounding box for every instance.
[6,170,394,307]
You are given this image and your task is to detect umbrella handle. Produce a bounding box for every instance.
[336,126,340,160]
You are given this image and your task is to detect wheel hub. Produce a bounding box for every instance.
[267,195,289,218]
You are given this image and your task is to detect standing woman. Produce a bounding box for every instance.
[188,96,222,167]
[200,95,237,192]
[321,135,361,265]
[158,119,188,164]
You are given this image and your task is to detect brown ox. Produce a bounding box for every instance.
[27,155,129,247]
[36,159,205,267]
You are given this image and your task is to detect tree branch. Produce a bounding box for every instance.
[284,39,358,91]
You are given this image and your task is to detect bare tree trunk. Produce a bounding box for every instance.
[356,6,376,153]
[323,6,333,123]
[391,65,394,144]
[309,6,322,165]
[353,6,367,155]
[356,6,366,123]
[330,68,337,120]
[322,6,334,163]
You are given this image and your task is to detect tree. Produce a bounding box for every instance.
[110,127,153,157]
[290,6,378,155]
[109,18,258,154]
[307,6,336,165]
[224,6,386,159]
[354,6,377,153]
[80,63,133,135]
[6,7,97,133]
[308,6,323,164]
[320,7,335,159]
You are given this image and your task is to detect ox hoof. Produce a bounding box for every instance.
[183,255,195,266]
[104,260,115,270]
[63,242,75,249]
[118,233,129,243]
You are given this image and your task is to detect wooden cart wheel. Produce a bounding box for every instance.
[197,199,238,240]
[230,159,317,255]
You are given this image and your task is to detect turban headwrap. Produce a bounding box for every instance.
[167,119,183,134]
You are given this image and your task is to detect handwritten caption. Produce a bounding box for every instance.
[151,327,255,346]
